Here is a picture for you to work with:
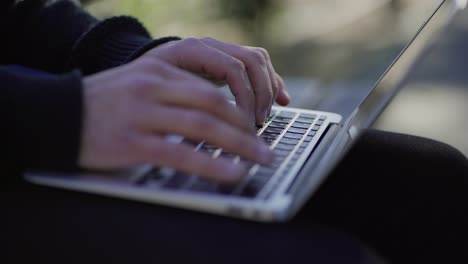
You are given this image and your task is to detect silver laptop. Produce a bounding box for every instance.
[25,0,465,222]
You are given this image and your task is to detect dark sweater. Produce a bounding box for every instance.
[0,0,179,178]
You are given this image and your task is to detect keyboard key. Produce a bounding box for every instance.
[291,122,311,129]
[269,121,288,129]
[273,116,293,123]
[262,137,276,145]
[134,168,161,185]
[291,153,301,161]
[254,167,275,178]
[217,183,238,195]
[315,120,324,126]
[182,139,201,147]
[219,151,237,160]
[251,174,271,186]
[274,143,295,151]
[163,172,191,189]
[279,138,300,145]
[296,147,307,154]
[261,133,279,140]
[287,127,308,134]
[277,111,296,118]
[311,125,321,131]
[240,159,256,170]
[308,131,317,137]
[303,135,314,143]
[300,113,317,119]
[296,117,315,124]
[256,167,276,176]
[200,147,216,154]
[200,144,218,151]
[274,149,291,157]
[284,163,294,171]
[269,163,282,169]
[272,156,287,166]
[263,127,284,134]
[147,169,164,181]
[283,132,303,140]
[189,178,218,193]
[267,110,278,121]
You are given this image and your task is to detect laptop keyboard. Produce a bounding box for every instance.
[136,110,327,199]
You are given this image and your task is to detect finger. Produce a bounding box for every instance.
[164,81,255,133]
[248,46,279,108]
[140,105,273,166]
[275,73,291,106]
[138,77,254,134]
[139,136,248,182]
[160,38,256,125]
[201,38,274,125]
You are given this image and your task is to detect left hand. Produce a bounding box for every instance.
[142,37,291,126]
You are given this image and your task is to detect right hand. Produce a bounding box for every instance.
[79,57,273,182]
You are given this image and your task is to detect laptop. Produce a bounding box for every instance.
[25,0,466,222]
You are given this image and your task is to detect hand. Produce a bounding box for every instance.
[142,37,291,126]
[79,57,273,182]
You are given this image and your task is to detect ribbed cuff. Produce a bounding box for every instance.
[126,36,181,62]
[4,67,84,172]
[69,16,180,74]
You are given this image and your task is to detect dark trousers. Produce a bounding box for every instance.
[2,130,468,263]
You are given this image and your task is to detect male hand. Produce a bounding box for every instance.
[142,37,291,126]
[79,57,273,182]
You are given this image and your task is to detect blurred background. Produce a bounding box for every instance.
[84,0,468,156]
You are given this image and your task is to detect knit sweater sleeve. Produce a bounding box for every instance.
[0,0,180,174]
[0,66,83,174]
[4,0,180,74]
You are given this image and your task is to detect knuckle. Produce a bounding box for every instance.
[264,86,274,99]
[201,36,216,43]
[247,49,267,66]
[127,75,156,96]
[227,58,246,73]
[272,77,280,92]
[134,57,160,70]
[255,47,270,59]
[183,37,203,47]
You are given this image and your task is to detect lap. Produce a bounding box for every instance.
[307,129,468,262]
[2,130,468,263]
[1,182,372,264]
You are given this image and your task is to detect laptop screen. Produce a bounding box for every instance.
[347,0,463,132]
[275,0,460,116]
